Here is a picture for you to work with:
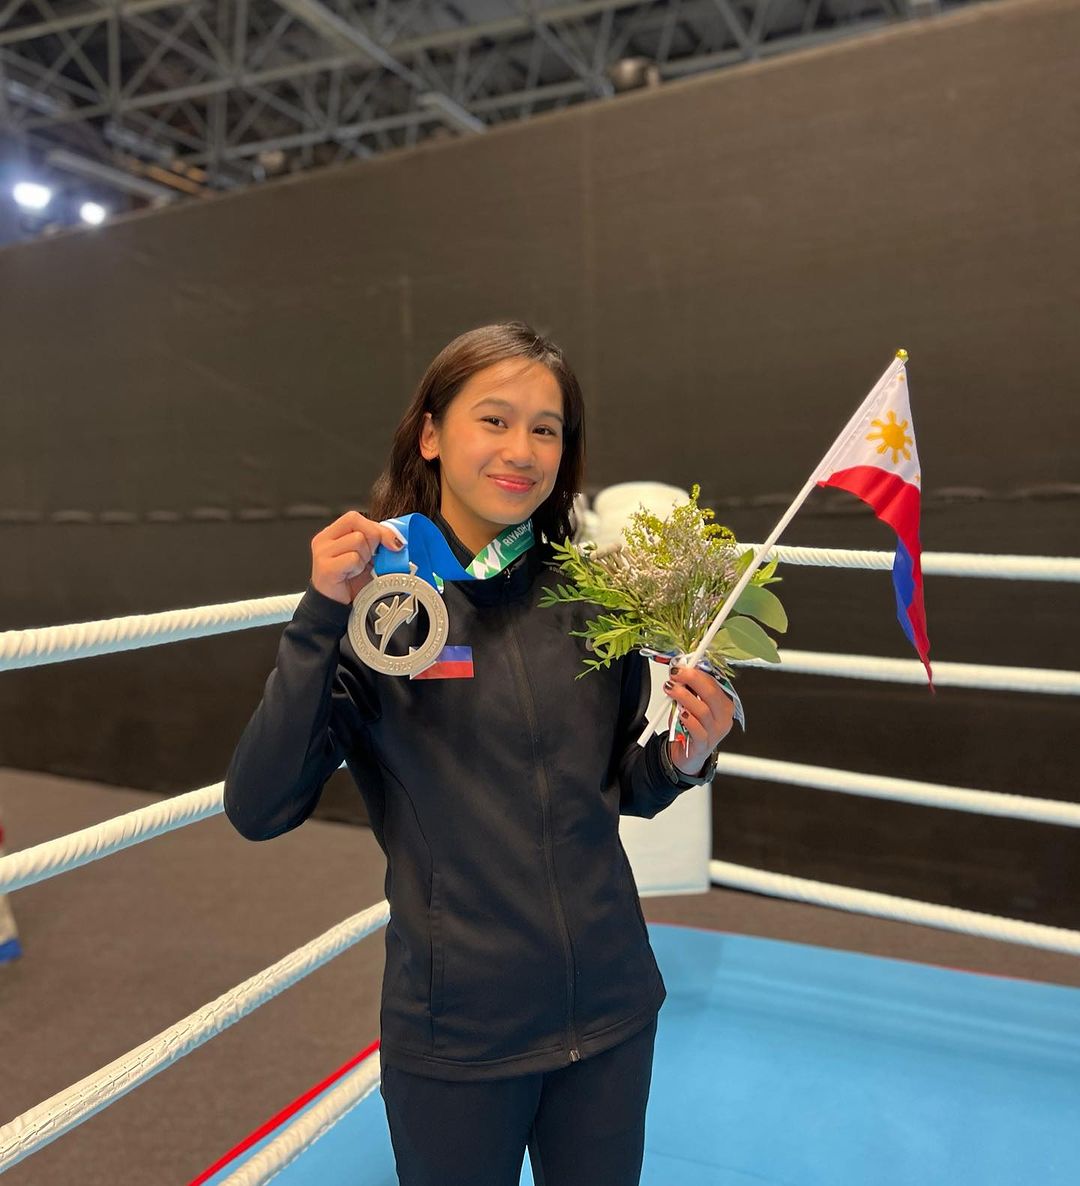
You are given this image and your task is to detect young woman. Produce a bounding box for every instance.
[223,321,735,1186]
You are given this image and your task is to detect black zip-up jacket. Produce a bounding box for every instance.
[223,509,698,1082]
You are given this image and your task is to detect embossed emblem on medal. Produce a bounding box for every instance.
[347,562,449,676]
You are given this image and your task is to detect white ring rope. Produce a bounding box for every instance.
[2,606,1076,697]
[0,594,302,672]
[740,544,1080,582]
[1,544,1076,674]
[713,754,1080,828]
[218,1054,382,1186]
[0,784,224,893]
[737,649,1080,695]
[0,900,390,1173]
[709,861,1080,957]
[7,747,1080,899]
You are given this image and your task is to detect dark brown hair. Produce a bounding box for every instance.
[368,321,586,545]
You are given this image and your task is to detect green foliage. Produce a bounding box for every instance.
[718,614,782,664]
[732,584,788,633]
[539,484,789,678]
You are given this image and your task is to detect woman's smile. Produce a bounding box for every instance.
[489,475,537,494]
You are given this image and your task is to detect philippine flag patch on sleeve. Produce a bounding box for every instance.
[410,645,475,680]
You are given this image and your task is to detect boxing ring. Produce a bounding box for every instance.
[2,509,1079,1184]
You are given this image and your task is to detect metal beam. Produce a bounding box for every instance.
[514,0,613,98]
[3,73,69,115]
[709,0,755,54]
[185,106,434,163]
[14,0,647,125]
[180,75,597,166]
[0,0,179,48]
[2,0,959,196]
[127,6,908,168]
[659,14,893,76]
[45,145,180,200]
[273,0,485,131]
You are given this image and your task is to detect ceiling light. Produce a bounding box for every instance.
[13,181,52,210]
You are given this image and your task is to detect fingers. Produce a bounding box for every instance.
[380,523,407,551]
[309,512,405,603]
[664,684,711,736]
[663,665,735,745]
[668,664,712,698]
[315,510,396,542]
[662,668,709,718]
[313,510,369,542]
[673,708,707,752]
[323,550,367,580]
[322,530,373,562]
[314,516,405,563]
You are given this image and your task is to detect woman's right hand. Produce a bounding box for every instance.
[310,511,406,605]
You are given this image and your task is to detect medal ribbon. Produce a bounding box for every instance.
[372,513,534,592]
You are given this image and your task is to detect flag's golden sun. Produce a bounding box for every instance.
[866,409,913,464]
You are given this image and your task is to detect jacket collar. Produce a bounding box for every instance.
[430,507,549,606]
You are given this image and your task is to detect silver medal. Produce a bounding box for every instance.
[347,562,450,677]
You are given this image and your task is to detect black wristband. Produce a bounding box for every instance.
[658,736,718,787]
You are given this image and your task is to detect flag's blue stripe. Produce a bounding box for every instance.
[438,646,472,662]
[891,540,918,648]
[0,937,23,963]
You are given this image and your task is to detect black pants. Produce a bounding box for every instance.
[380,1014,658,1186]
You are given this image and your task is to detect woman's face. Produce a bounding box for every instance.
[420,358,565,553]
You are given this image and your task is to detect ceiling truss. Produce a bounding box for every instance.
[0,0,967,205]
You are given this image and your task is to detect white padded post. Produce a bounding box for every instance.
[585,482,712,897]
[620,655,713,896]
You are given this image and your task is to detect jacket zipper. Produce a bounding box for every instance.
[504,597,581,1064]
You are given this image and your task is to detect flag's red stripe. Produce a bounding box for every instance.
[184,1039,381,1186]
[413,660,474,680]
[819,466,921,557]
[818,466,932,684]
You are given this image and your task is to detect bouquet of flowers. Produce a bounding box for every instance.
[538,485,787,688]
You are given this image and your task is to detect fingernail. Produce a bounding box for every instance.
[663,680,673,691]
[679,709,689,719]
[670,663,680,674]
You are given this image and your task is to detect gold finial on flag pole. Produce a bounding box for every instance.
[895,348,909,362]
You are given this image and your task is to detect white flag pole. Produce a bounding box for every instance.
[636,350,909,748]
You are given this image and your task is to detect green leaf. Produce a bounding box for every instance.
[709,629,758,662]
[733,548,755,578]
[753,562,782,585]
[722,614,781,663]
[732,584,788,633]
[589,588,637,609]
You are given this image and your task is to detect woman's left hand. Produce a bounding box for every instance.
[663,661,735,777]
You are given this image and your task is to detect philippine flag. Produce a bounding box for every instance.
[409,644,474,680]
[816,360,933,687]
